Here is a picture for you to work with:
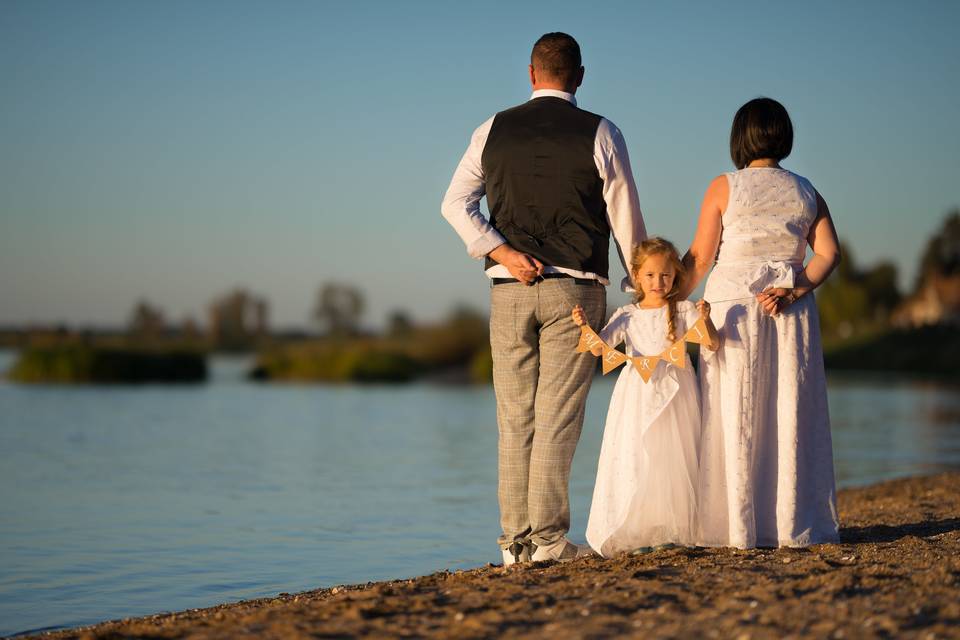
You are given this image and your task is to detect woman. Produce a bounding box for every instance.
[682,97,841,548]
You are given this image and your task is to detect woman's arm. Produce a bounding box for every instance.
[680,175,727,299]
[758,190,842,315]
[796,191,842,294]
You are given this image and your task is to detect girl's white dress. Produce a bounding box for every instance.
[698,167,840,549]
[586,301,702,557]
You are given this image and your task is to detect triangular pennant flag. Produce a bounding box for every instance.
[576,325,605,356]
[660,338,687,369]
[601,346,628,375]
[683,317,711,345]
[631,355,661,383]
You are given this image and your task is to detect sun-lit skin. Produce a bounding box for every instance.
[634,253,676,308]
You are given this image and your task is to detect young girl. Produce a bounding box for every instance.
[572,237,719,556]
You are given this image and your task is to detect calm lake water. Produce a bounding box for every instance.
[1,350,959,636]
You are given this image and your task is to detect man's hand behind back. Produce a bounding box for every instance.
[488,245,544,284]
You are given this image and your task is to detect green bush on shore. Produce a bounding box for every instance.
[8,346,207,383]
[251,308,492,384]
[469,346,493,384]
[251,343,422,383]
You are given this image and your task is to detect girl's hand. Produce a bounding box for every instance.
[757,288,797,316]
[571,305,587,326]
[696,299,711,319]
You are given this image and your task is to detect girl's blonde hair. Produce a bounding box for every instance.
[631,237,686,342]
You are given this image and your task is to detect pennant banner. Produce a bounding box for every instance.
[576,326,605,356]
[601,346,628,375]
[576,319,710,383]
[631,355,661,383]
[683,318,711,346]
[661,339,687,369]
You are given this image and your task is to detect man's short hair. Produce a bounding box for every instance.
[531,32,581,87]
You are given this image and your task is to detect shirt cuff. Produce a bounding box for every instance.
[467,229,507,260]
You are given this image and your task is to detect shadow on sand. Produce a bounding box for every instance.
[839,518,960,544]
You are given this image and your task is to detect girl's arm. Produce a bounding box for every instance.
[758,190,842,315]
[680,175,726,299]
[571,305,602,355]
[695,300,721,351]
[571,305,589,328]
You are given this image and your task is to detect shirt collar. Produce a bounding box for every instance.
[529,89,577,107]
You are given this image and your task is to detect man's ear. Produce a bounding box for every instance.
[575,66,584,89]
[529,64,537,87]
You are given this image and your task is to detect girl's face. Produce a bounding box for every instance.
[635,253,676,304]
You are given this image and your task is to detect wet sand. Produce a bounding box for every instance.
[28,472,960,639]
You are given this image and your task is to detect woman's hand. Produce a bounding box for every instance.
[757,288,798,316]
[696,299,711,319]
[571,305,587,326]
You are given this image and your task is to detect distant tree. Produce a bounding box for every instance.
[817,242,902,339]
[861,262,901,317]
[403,304,489,371]
[128,300,166,342]
[314,283,365,337]
[387,310,414,338]
[917,209,960,284]
[208,289,269,351]
[817,275,871,339]
[834,241,858,281]
[180,316,202,341]
[446,305,487,328]
[444,305,489,348]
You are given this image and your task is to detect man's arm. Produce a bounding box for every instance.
[440,117,506,259]
[595,119,647,291]
[440,118,544,283]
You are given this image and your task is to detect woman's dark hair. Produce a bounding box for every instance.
[730,97,793,169]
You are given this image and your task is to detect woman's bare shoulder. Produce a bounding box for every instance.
[704,174,730,210]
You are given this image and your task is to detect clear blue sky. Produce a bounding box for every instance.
[1,0,957,329]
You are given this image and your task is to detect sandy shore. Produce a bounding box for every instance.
[27,472,960,639]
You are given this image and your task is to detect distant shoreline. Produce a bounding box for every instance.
[4,321,959,385]
[23,472,960,639]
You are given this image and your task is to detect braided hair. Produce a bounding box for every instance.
[630,237,686,343]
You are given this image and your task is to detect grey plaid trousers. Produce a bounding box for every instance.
[490,278,606,548]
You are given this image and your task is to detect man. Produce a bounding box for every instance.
[441,32,646,565]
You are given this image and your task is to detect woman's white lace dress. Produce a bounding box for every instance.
[586,301,702,556]
[698,167,840,548]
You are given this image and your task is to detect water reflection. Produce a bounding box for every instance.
[0,354,957,636]
[827,372,960,486]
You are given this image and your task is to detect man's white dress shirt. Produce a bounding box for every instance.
[441,89,646,290]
